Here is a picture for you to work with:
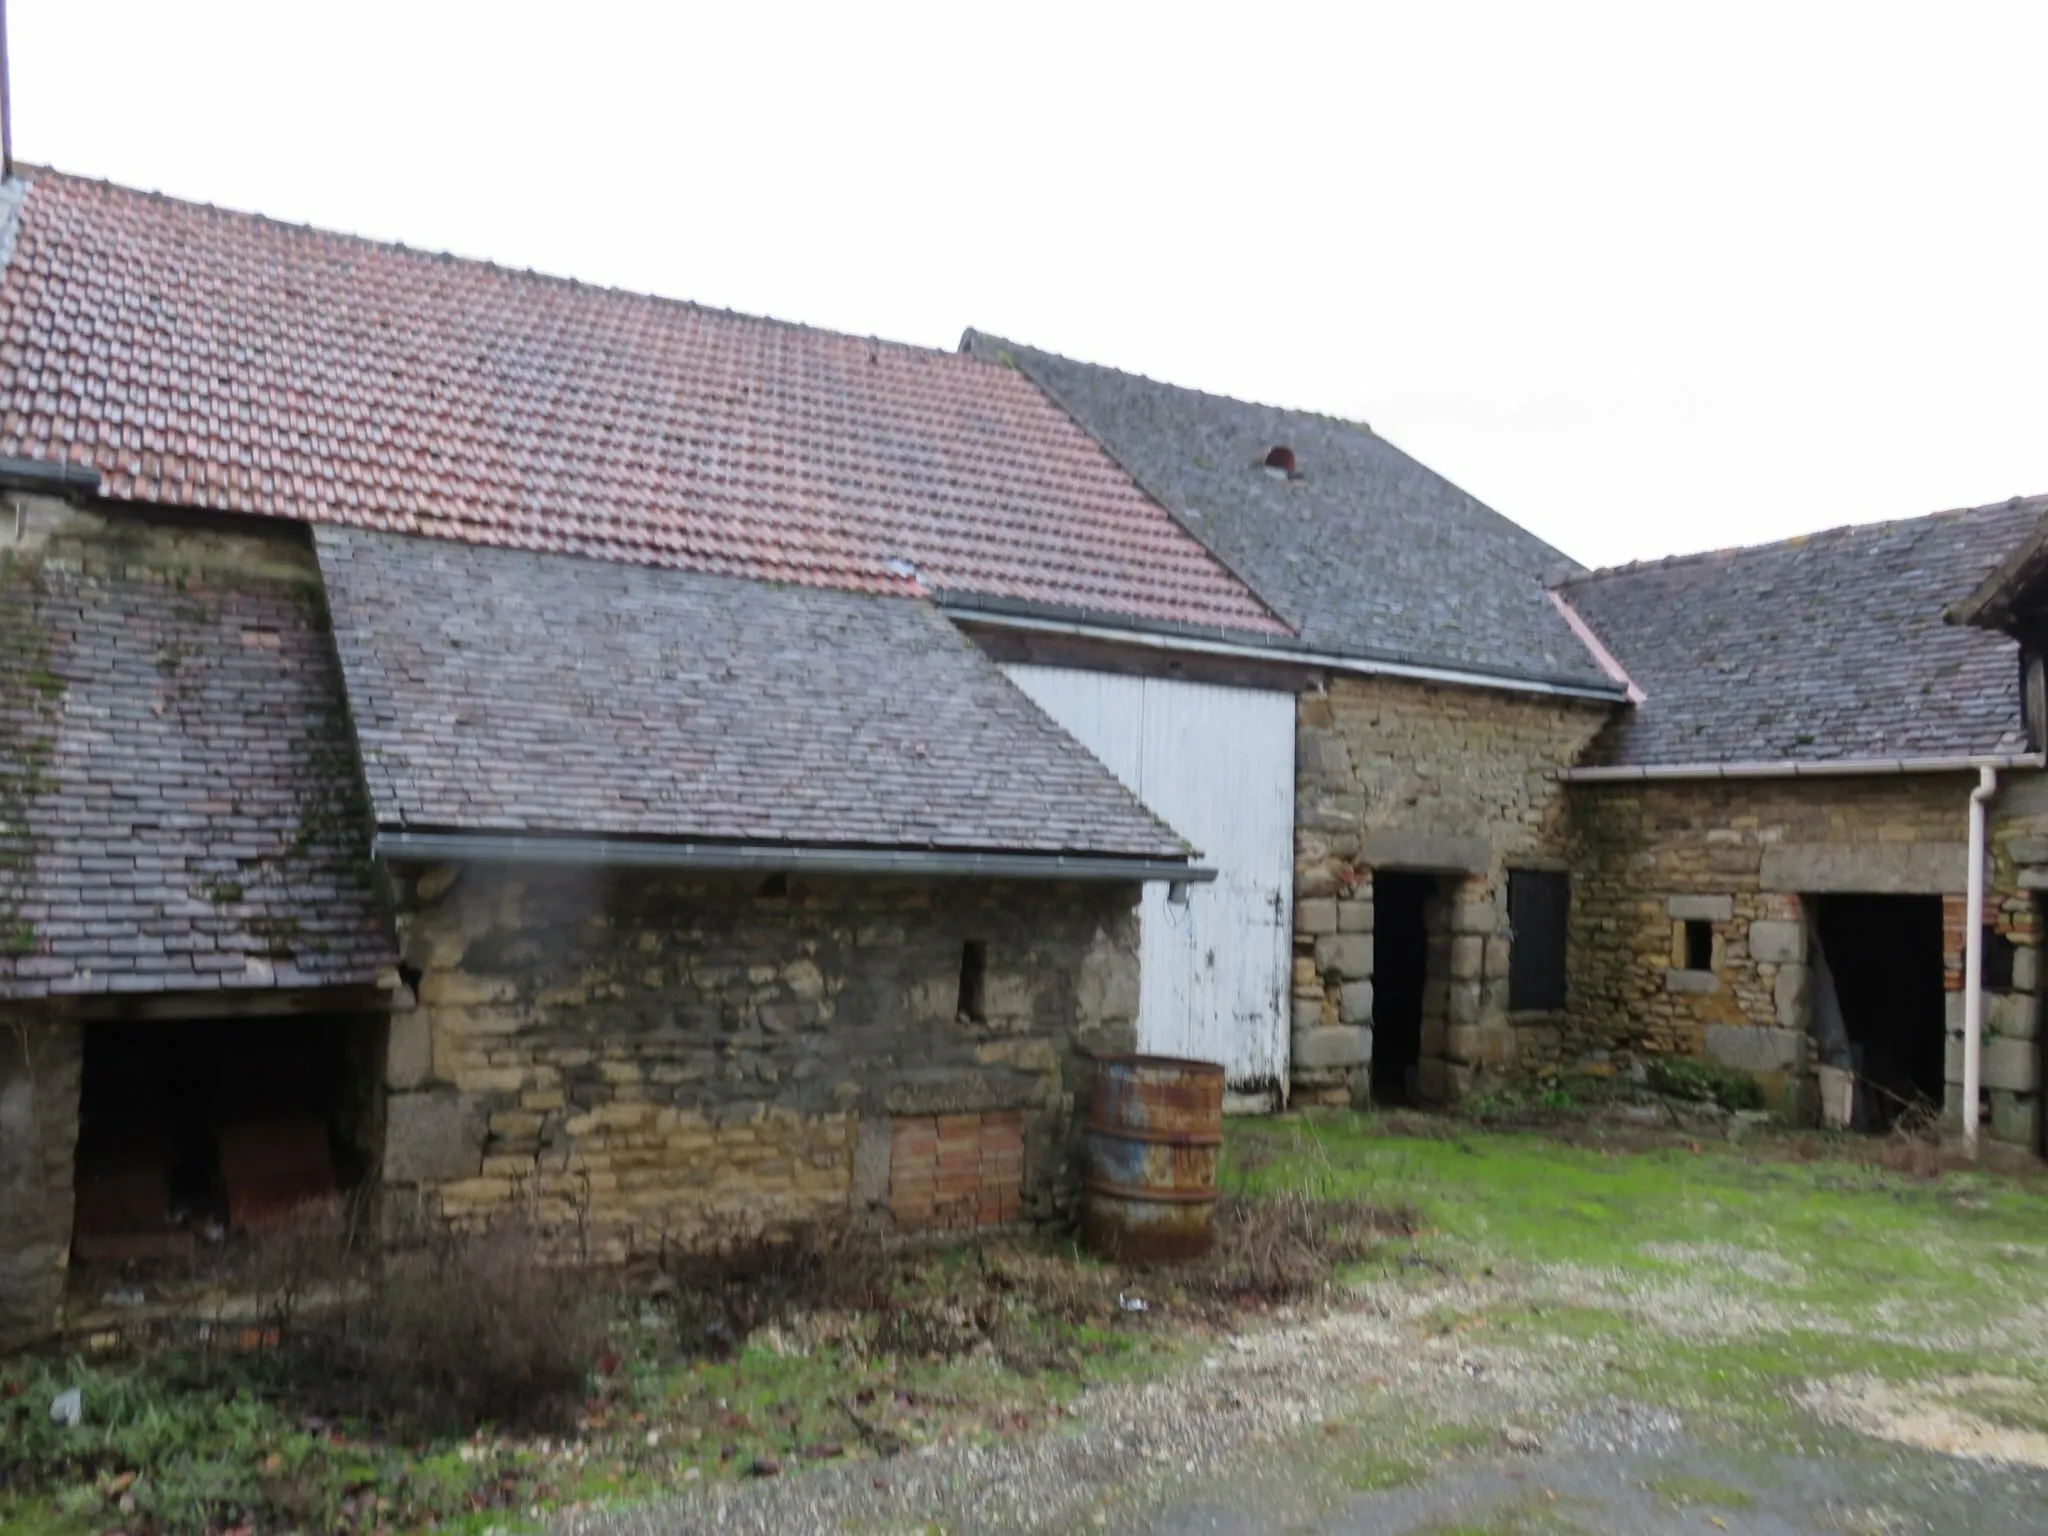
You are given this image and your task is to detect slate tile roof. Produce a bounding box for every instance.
[1949,500,2048,634]
[1558,498,2044,769]
[0,528,395,1001]
[314,527,1192,860]
[0,169,1283,637]
[960,333,1618,692]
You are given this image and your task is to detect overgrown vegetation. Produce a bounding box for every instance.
[1643,1054,1766,1110]
[1,1174,1410,1536]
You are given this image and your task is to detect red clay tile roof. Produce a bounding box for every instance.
[0,169,1285,636]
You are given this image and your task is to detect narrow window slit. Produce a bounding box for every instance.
[957,940,988,1022]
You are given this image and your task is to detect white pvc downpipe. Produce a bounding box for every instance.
[1964,765,1999,1158]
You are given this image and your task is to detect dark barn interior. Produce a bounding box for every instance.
[1372,872,1436,1105]
[1813,895,1946,1131]
[71,1015,385,1262]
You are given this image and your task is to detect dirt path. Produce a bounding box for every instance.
[562,1269,2048,1536]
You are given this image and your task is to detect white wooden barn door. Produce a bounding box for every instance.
[1000,665,1295,1096]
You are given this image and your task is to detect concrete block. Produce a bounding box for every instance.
[1448,979,1482,1025]
[384,1091,486,1184]
[1759,842,1968,895]
[1292,998,1326,1031]
[1990,1089,2040,1147]
[1665,969,1720,995]
[1947,991,1966,1032]
[1667,895,1734,923]
[1337,899,1375,933]
[1446,1025,1512,1067]
[2007,836,2048,866]
[1449,935,1484,981]
[384,1011,432,1090]
[1296,898,1338,936]
[1292,1025,1371,1070]
[852,1118,893,1209]
[1314,933,1373,981]
[1451,901,1499,937]
[2015,946,2042,995]
[1415,1057,1450,1105]
[1483,936,1511,981]
[1773,963,1810,1028]
[1748,920,1806,966]
[1945,1034,2041,1092]
[1419,1019,1447,1058]
[1703,1024,1805,1075]
[1988,992,2040,1040]
[1362,829,1489,875]
[1339,981,1374,1025]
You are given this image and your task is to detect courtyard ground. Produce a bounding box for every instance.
[576,1116,2048,1535]
[7,1113,2048,1534]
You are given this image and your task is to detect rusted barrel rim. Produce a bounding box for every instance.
[1086,1052,1227,1076]
[1083,1177,1221,1205]
[1087,1125,1223,1146]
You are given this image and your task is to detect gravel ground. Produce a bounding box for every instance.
[560,1269,2048,1536]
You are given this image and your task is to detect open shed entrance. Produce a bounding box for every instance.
[72,1014,385,1264]
[1811,895,1945,1132]
[1372,872,1445,1105]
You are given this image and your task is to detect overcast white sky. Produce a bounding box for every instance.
[15,2,2047,569]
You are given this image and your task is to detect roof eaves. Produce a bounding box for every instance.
[1949,509,2048,633]
[940,595,1630,702]
[372,829,1213,884]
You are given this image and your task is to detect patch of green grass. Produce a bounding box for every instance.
[1230,1118,2048,1452]
[1645,1471,1757,1510]
[1229,1122,2048,1335]
[1414,1491,1603,1534]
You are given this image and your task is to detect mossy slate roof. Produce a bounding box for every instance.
[0,169,1282,638]
[314,527,1192,859]
[961,332,1616,691]
[1559,498,2044,768]
[0,548,395,1001]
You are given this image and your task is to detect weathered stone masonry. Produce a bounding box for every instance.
[1291,675,1611,1104]
[0,1017,80,1348]
[381,866,1140,1256]
[1569,775,2043,1145]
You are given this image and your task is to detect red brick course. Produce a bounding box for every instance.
[888,1111,1025,1231]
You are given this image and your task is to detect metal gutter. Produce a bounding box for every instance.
[0,454,100,499]
[941,604,1629,704]
[1562,752,2048,783]
[372,831,1216,884]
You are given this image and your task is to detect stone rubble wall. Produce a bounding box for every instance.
[1292,676,1611,1104]
[0,1016,81,1349]
[381,866,1141,1259]
[1570,775,2042,1146]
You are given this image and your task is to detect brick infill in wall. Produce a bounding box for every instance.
[889,1111,1024,1231]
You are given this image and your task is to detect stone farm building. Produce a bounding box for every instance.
[2,167,2046,1343]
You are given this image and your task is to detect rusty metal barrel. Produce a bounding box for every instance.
[1081,1054,1225,1261]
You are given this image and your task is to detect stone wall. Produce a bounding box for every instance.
[1570,775,2041,1146]
[381,866,1141,1257]
[1292,675,1612,1104]
[0,1016,81,1348]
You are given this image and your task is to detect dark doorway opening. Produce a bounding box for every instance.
[1372,873,1435,1105]
[1812,895,1945,1131]
[72,1014,385,1263]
